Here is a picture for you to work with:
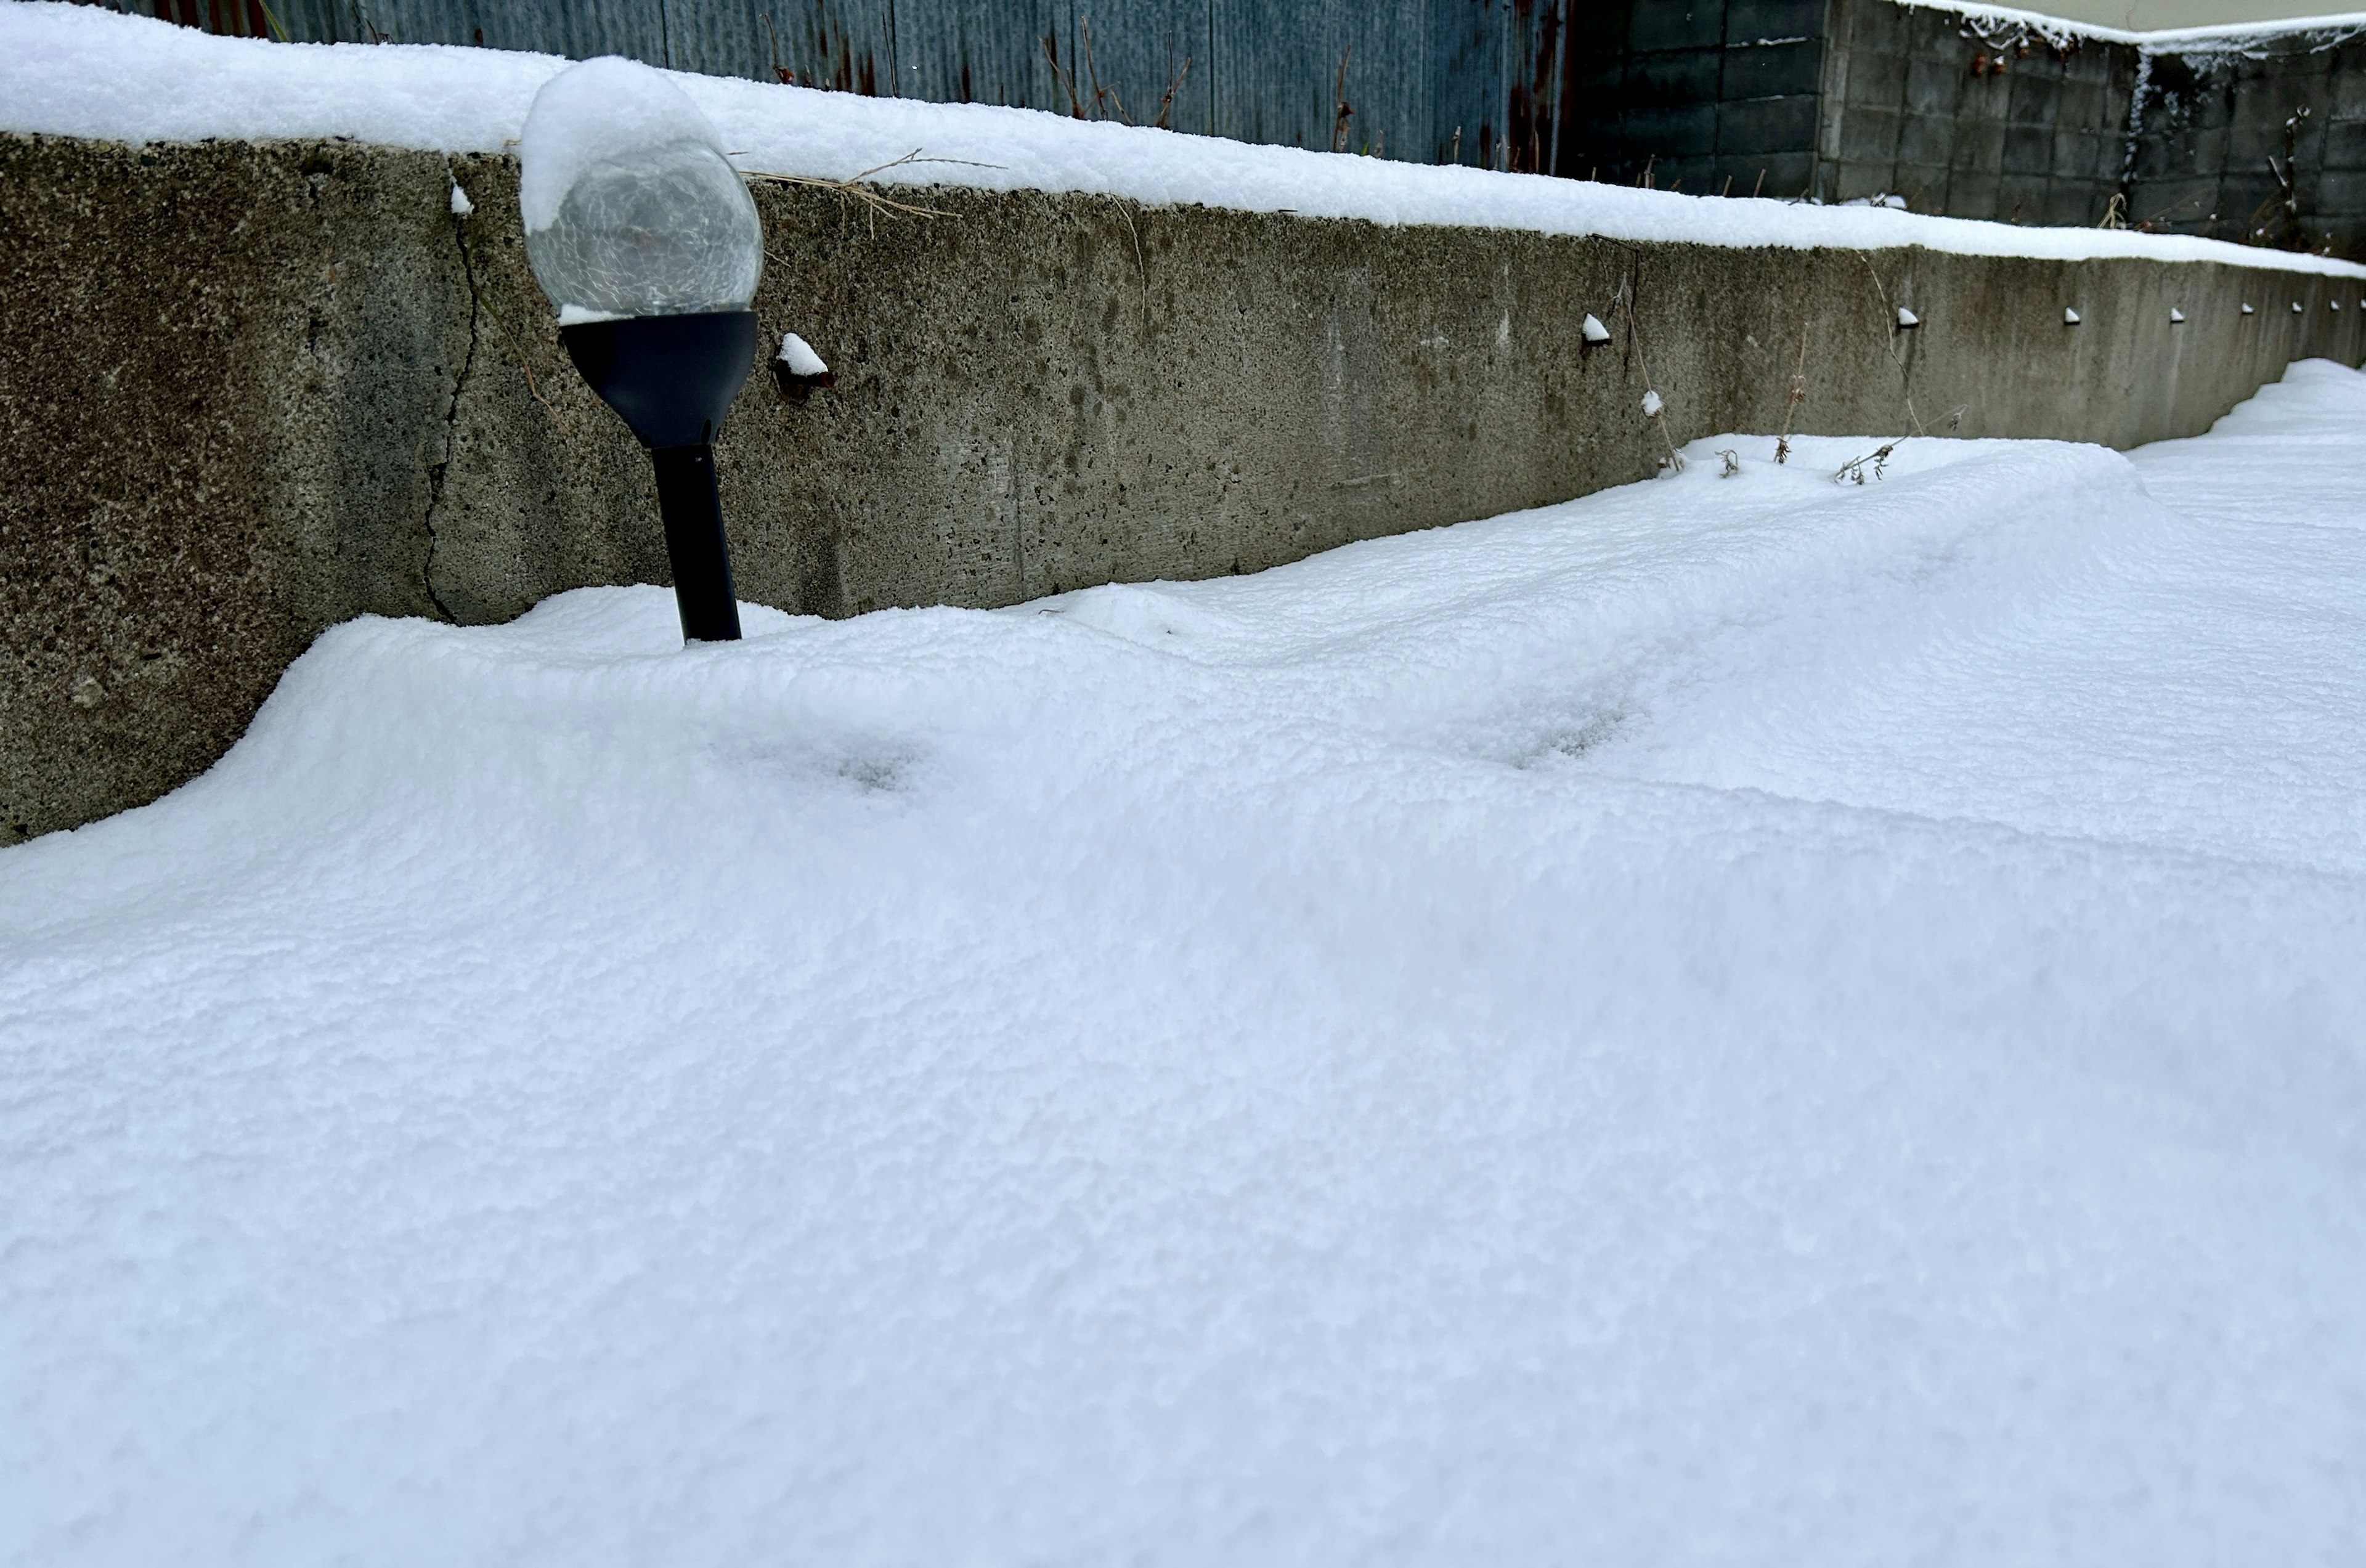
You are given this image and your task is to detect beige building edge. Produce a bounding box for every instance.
[4,131,2362,841]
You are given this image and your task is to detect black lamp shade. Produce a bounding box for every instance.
[558,309,761,450]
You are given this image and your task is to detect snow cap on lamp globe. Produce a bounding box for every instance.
[519,57,762,322]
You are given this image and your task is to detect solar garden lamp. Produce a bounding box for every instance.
[521,58,764,643]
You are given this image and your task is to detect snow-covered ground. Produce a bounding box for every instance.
[8,1,2366,279]
[6,362,2366,1563]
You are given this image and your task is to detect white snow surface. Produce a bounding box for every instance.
[7,362,2366,1563]
[6,1,2365,278]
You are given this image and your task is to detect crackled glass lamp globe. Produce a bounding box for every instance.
[521,57,765,644]
[522,59,762,323]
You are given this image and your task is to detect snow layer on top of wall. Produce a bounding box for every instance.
[7,1,2366,277]
[1896,0,2366,51]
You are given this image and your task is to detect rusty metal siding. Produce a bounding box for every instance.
[87,0,1567,171]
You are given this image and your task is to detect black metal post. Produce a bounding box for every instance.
[558,310,760,646]
[648,444,742,642]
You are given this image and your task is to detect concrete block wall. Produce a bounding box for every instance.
[5,131,2362,843]
[1558,0,2366,256]
[1816,0,2137,224]
[2128,33,2366,250]
[1559,0,1831,198]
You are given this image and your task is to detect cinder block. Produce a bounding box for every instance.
[1997,173,2051,221]
[2189,127,2229,179]
[1903,57,1959,116]
[2060,44,2116,84]
[1621,103,1721,157]
[1720,37,1822,99]
[2044,127,2084,176]
[1716,92,1819,155]
[2043,179,2098,226]
[2332,61,2366,120]
[1840,106,1901,163]
[1841,0,1907,55]
[1840,51,1909,113]
[1567,56,1626,98]
[1831,160,1893,201]
[1945,169,2003,219]
[1651,155,1719,192]
[2054,79,2109,129]
[1956,118,2007,168]
[2051,128,2111,179]
[1741,149,1814,195]
[2314,168,2366,213]
[1630,0,1726,54]
[2187,84,2236,132]
[1897,112,1955,165]
[2227,117,2285,168]
[1892,162,1950,206]
[2324,118,2366,171]
[1956,73,2013,121]
[2002,124,2053,176]
[2087,131,2124,180]
[1567,1,1633,51]
[1721,0,1823,48]
[2008,71,2061,126]
[1627,47,1724,105]
[1897,7,1961,49]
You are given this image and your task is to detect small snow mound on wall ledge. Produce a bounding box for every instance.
[7,1,2366,278]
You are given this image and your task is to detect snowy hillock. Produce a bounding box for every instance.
[7,364,2366,1561]
[6,1,2365,278]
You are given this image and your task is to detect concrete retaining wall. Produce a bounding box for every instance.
[4,129,2362,842]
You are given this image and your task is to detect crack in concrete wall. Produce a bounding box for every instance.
[420,189,482,625]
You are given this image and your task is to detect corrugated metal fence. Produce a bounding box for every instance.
[93,0,1572,170]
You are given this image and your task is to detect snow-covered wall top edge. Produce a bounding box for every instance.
[9,2,2365,277]
[1894,0,2366,51]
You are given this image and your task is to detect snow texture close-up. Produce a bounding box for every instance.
[7,0,2366,278]
[6,362,2366,1564]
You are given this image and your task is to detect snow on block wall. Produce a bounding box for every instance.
[4,126,2364,843]
[17,2,2366,275]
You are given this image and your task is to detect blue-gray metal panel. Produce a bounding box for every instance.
[895,0,1075,116]
[1207,0,1428,157]
[739,0,896,92]
[1433,0,1511,167]
[120,0,1526,166]
[1039,0,1209,134]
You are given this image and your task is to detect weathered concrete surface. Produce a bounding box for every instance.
[5,130,2362,842]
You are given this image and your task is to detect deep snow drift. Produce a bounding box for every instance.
[6,365,2366,1564]
[7,1,2366,278]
